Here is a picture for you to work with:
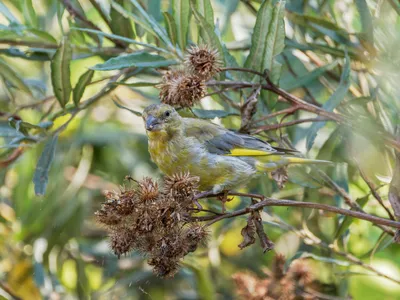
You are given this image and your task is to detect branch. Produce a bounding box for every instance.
[251,117,330,134]
[195,193,400,229]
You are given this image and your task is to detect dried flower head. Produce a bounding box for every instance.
[95,173,207,278]
[271,167,288,189]
[185,45,222,79]
[158,69,206,108]
[136,177,159,202]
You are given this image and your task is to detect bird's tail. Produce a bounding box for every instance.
[255,156,333,172]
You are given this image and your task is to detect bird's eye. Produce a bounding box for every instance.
[165,110,171,117]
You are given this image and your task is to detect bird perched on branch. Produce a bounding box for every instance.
[142,104,331,198]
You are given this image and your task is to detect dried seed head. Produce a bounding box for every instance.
[163,172,199,204]
[184,223,209,252]
[158,69,206,108]
[136,177,159,202]
[185,45,222,79]
[109,228,135,258]
[271,167,288,189]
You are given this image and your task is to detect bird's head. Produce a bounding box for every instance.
[142,104,182,135]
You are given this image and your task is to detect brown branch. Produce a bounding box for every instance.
[0,147,24,168]
[197,193,400,229]
[253,106,300,124]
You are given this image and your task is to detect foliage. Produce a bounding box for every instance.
[0,0,400,299]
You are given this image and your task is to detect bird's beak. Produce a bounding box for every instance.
[145,115,161,131]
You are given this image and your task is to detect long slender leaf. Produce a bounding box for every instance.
[112,99,142,116]
[110,0,135,40]
[22,0,38,28]
[71,27,169,53]
[51,36,72,108]
[33,135,58,196]
[355,0,374,47]
[280,61,338,90]
[245,0,285,106]
[73,69,94,106]
[163,12,178,46]
[0,58,32,95]
[91,52,177,71]
[306,53,350,151]
[173,0,190,50]
[190,1,224,63]
[0,2,19,23]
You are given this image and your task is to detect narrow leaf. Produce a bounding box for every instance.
[163,12,178,46]
[51,36,72,108]
[280,61,338,90]
[110,0,135,40]
[0,2,19,23]
[73,69,94,106]
[71,27,168,53]
[91,52,177,71]
[112,99,142,116]
[173,0,190,50]
[33,135,58,196]
[355,0,374,47]
[22,0,38,28]
[190,1,224,62]
[306,53,350,151]
[0,58,32,95]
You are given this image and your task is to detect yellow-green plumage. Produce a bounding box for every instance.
[142,104,331,193]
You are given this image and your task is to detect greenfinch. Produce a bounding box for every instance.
[142,104,330,195]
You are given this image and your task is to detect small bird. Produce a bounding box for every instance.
[142,104,330,197]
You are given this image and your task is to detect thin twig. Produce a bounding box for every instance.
[251,117,330,134]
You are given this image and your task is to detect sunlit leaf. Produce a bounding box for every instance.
[51,36,72,108]
[33,135,58,196]
[22,0,38,28]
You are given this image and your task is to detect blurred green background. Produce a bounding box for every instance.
[1,0,400,299]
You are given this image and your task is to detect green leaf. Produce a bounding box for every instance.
[280,61,338,91]
[335,195,369,239]
[71,27,168,53]
[173,0,190,50]
[91,52,177,71]
[0,57,32,95]
[33,135,58,196]
[73,69,94,106]
[0,2,19,23]
[22,0,38,28]
[51,36,72,108]
[112,99,142,116]
[245,0,285,106]
[306,53,350,151]
[285,251,350,271]
[163,12,178,46]
[191,109,238,119]
[196,0,214,26]
[355,0,374,47]
[287,166,323,188]
[190,1,224,63]
[110,0,135,40]
[332,163,349,207]
[129,0,173,49]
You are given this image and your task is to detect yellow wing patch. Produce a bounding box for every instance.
[226,148,275,156]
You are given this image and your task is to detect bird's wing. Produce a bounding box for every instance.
[183,118,281,156]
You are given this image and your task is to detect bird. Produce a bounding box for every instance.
[142,103,331,199]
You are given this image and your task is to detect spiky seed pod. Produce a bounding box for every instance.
[136,177,159,202]
[148,256,180,278]
[184,223,209,252]
[185,45,222,79]
[163,172,199,204]
[158,69,206,108]
[109,228,135,258]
